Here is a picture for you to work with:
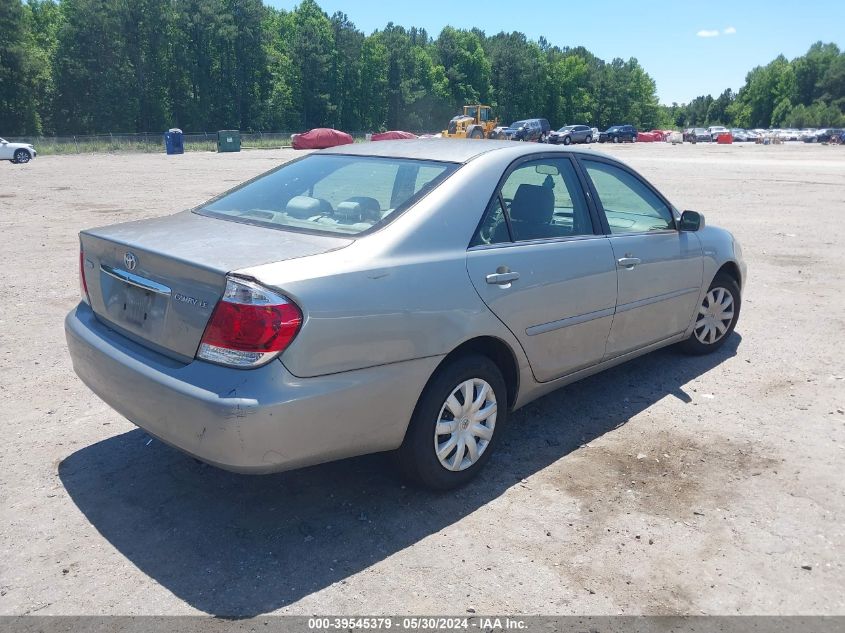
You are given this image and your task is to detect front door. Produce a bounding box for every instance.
[578,157,703,357]
[466,155,617,382]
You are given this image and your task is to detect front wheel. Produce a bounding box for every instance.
[13,149,31,164]
[394,354,507,489]
[679,273,741,355]
[562,136,572,146]
[469,128,484,139]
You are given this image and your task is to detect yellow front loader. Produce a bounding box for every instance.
[442,105,499,139]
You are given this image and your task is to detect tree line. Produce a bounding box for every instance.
[667,42,845,129]
[3,0,663,136]
[1,0,843,137]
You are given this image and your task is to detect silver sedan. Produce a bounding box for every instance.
[65,140,746,489]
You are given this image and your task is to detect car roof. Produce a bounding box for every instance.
[318,139,596,164]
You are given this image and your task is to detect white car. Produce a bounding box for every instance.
[0,138,37,164]
[707,126,729,141]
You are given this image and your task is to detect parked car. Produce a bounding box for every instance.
[501,118,551,142]
[547,124,593,145]
[66,140,745,490]
[0,137,37,163]
[730,129,753,142]
[599,125,638,143]
[684,128,711,143]
[808,128,845,143]
[708,126,729,141]
[488,125,509,140]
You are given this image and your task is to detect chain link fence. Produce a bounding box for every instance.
[3,131,372,155]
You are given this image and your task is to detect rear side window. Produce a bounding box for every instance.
[582,160,674,234]
[471,157,592,245]
[198,155,456,235]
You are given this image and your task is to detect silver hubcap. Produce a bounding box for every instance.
[17,152,29,163]
[694,287,734,344]
[434,378,497,472]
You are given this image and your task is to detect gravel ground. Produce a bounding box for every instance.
[1,142,843,616]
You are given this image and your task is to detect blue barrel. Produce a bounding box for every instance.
[164,128,184,155]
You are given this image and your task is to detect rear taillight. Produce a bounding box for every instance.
[197,277,302,368]
[79,248,90,304]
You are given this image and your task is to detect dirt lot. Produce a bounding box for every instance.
[1,142,843,616]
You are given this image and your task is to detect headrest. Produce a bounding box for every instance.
[510,184,554,224]
[335,201,363,222]
[286,196,329,218]
[342,196,381,221]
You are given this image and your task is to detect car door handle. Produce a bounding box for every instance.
[617,257,642,269]
[486,271,520,285]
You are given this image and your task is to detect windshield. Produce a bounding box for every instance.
[607,126,620,132]
[0,138,6,143]
[558,126,575,132]
[197,154,457,236]
[510,121,528,128]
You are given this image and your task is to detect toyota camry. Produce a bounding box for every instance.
[65,140,745,489]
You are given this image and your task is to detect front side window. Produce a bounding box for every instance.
[582,160,674,234]
[472,158,592,245]
[198,155,456,235]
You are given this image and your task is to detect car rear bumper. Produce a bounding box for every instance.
[65,302,442,473]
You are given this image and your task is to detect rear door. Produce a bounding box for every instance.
[466,155,617,382]
[577,156,702,358]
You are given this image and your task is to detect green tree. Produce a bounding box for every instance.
[52,0,138,133]
[1,0,46,134]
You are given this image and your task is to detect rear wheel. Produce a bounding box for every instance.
[585,135,593,144]
[679,273,741,355]
[613,136,620,144]
[13,149,31,164]
[395,354,507,490]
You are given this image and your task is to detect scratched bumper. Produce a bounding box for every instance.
[65,302,440,473]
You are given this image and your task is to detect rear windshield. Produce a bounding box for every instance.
[197,154,457,236]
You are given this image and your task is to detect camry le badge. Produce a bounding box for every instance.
[124,252,137,271]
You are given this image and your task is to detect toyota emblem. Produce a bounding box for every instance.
[124,252,138,271]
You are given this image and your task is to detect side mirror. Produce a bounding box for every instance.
[679,210,705,232]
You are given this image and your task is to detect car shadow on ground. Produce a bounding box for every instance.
[59,335,740,616]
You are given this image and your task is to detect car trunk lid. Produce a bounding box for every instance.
[80,210,351,362]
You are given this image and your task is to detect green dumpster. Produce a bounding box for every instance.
[217,130,241,152]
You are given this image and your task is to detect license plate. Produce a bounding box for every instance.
[122,285,153,326]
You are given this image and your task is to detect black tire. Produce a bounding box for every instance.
[394,354,508,490]
[13,149,31,164]
[613,136,620,144]
[562,136,572,146]
[469,128,484,139]
[679,273,741,355]
[585,135,593,144]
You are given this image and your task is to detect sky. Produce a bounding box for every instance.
[267,0,845,105]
